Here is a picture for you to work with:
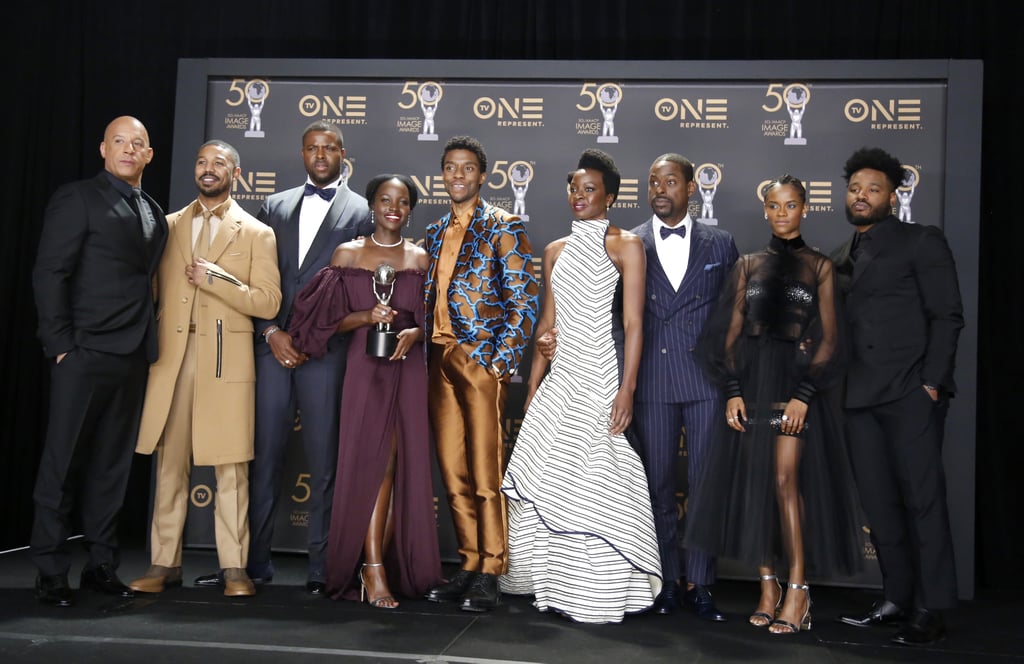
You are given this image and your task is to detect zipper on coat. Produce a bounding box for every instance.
[216,319,223,378]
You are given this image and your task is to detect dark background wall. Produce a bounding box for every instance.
[3,1,1017,592]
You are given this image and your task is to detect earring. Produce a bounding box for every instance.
[370,210,375,225]
[764,213,768,220]
[406,211,412,228]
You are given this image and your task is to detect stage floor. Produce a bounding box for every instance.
[0,544,1019,663]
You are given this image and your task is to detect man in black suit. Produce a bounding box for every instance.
[832,147,963,646]
[194,121,371,594]
[30,115,167,607]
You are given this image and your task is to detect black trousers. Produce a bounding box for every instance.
[845,388,958,610]
[30,346,148,577]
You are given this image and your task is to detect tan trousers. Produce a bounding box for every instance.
[429,342,509,576]
[150,330,249,569]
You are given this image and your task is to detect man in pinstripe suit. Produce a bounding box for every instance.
[630,154,738,619]
[543,153,738,618]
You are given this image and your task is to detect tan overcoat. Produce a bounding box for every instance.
[136,199,281,465]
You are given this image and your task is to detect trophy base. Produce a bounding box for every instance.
[597,136,619,144]
[366,330,399,358]
[418,134,439,141]
[245,131,265,138]
[784,138,807,145]
[699,217,719,226]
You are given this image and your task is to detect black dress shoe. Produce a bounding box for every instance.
[80,563,134,598]
[306,581,326,596]
[837,600,906,627]
[891,608,945,646]
[194,571,225,588]
[460,573,501,612]
[36,574,74,607]
[684,585,727,622]
[425,569,477,603]
[652,583,681,615]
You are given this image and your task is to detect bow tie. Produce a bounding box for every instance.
[660,224,687,240]
[304,183,337,201]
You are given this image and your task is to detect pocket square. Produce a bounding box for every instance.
[704,262,721,271]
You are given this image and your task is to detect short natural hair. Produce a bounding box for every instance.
[842,147,903,190]
[651,153,694,184]
[364,173,418,209]
[442,135,487,173]
[568,148,621,204]
[199,139,240,170]
[302,121,344,147]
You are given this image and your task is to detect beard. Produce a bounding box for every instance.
[844,203,890,227]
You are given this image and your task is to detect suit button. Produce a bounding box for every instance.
[650,294,657,300]
[176,325,184,333]
[696,294,702,299]
[181,297,188,303]
[661,348,667,354]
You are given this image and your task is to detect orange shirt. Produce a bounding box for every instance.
[431,202,474,343]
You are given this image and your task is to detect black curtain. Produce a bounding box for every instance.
[4,1,1018,591]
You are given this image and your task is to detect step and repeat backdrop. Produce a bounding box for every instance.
[169,59,980,595]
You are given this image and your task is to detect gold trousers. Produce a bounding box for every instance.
[429,342,509,575]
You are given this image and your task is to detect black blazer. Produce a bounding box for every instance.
[831,216,963,408]
[32,171,167,361]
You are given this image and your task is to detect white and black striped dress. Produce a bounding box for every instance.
[501,218,662,624]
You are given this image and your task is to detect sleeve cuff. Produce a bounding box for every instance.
[724,378,743,399]
[791,380,817,404]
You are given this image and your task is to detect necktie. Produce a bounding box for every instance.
[304,182,337,201]
[660,224,687,240]
[132,188,157,242]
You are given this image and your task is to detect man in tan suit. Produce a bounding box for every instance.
[128,140,281,597]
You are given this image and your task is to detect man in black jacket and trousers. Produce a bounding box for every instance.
[832,147,963,646]
[30,116,167,607]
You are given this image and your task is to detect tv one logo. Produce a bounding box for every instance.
[844,98,921,123]
[298,95,368,119]
[654,98,728,122]
[472,97,543,120]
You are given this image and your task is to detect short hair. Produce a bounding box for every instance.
[302,120,344,147]
[842,147,903,190]
[441,135,487,173]
[764,174,807,204]
[651,153,695,184]
[364,173,418,209]
[568,148,621,203]
[199,139,240,170]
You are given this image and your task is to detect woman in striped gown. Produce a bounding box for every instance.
[500,149,662,623]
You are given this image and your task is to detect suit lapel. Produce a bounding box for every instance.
[636,219,673,293]
[299,187,350,275]
[205,210,241,263]
[676,221,712,295]
[276,189,304,278]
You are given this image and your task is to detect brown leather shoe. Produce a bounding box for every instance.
[128,565,183,593]
[223,567,256,597]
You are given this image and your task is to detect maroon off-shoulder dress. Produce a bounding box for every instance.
[290,266,443,600]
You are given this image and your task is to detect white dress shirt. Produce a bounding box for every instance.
[298,177,344,266]
[653,215,692,291]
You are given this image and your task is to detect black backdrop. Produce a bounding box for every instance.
[3,1,1018,593]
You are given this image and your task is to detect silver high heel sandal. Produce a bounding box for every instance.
[770,582,812,634]
[360,563,398,609]
[749,574,783,627]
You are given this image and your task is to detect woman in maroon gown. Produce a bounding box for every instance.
[289,174,442,607]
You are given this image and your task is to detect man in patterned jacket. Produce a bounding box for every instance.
[423,136,539,612]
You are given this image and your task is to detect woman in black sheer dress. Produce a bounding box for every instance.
[685,176,862,635]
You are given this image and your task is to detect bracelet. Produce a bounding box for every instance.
[264,326,280,341]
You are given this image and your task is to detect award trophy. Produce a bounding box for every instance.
[366,264,399,357]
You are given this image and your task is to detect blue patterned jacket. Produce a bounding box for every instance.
[424,198,539,380]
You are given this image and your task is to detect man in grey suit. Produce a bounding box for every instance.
[194,121,371,594]
[539,154,738,618]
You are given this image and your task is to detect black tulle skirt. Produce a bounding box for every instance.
[683,337,863,578]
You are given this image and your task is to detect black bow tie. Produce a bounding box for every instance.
[304,183,337,201]
[660,224,687,240]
